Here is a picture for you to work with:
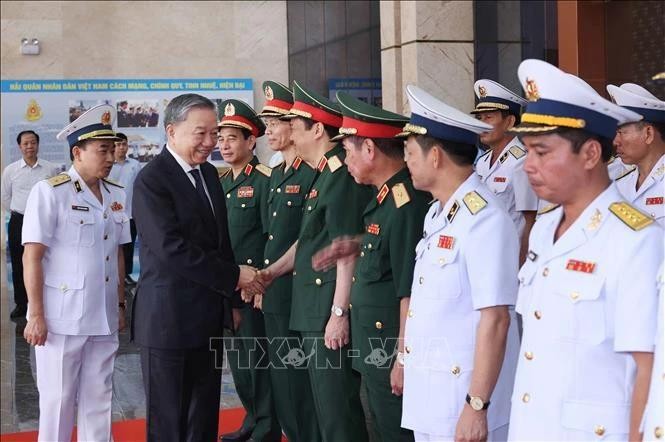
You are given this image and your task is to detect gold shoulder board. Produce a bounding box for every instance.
[255,163,272,177]
[47,173,71,187]
[537,203,560,215]
[609,202,653,230]
[327,155,343,173]
[391,183,411,208]
[219,167,232,178]
[463,191,487,215]
[102,178,124,188]
[615,167,636,181]
[509,145,526,159]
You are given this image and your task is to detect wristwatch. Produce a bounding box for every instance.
[330,304,349,317]
[466,394,490,411]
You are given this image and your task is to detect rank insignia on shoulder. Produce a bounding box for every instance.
[220,167,232,178]
[391,183,411,208]
[327,155,343,173]
[566,259,596,274]
[437,235,455,249]
[255,163,272,177]
[102,178,124,188]
[493,176,507,183]
[111,201,124,211]
[317,157,328,172]
[537,203,560,215]
[244,163,254,176]
[646,196,663,205]
[527,250,538,261]
[74,180,83,193]
[47,174,71,187]
[292,157,303,170]
[447,201,460,223]
[285,185,300,194]
[615,167,636,181]
[71,205,89,212]
[367,223,380,235]
[463,191,487,215]
[509,145,526,159]
[238,186,254,198]
[377,184,389,205]
[609,201,654,230]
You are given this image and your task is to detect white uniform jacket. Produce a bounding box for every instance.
[615,154,664,227]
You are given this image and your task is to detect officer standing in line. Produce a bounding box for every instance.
[217,99,281,442]
[255,80,321,442]
[1,130,59,319]
[508,59,662,441]
[311,91,428,441]
[397,85,520,442]
[642,264,664,442]
[258,81,373,442]
[22,104,129,441]
[607,83,665,227]
[471,79,538,264]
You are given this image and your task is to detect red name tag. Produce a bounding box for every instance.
[646,197,663,205]
[308,189,318,199]
[237,186,254,198]
[367,224,380,235]
[286,185,300,194]
[437,235,455,249]
[494,177,507,183]
[566,259,596,274]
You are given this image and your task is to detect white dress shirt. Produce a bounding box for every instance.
[615,154,664,227]
[1,158,60,214]
[108,157,141,219]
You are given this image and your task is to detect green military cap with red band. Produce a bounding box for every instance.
[331,91,409,141]
[218,99,266,137]
[259,80,294,117]
[282,81,343,128]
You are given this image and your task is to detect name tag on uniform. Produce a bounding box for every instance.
[308,189,318,199]
[111,202,124,211]
[646,196,663,205]
[238,186,254,198]
[367,224,380,235]
[565,259,596,274]
[71,205,89,211]
[437,235,455,249]
[285,185,300,194]
[493,176,507,183]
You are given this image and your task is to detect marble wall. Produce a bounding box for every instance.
[0,0,289,162]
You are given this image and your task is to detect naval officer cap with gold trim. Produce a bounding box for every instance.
[56,104,121,148]
[396,84,492,145]
[258,80,294,118]
[606,83,665,124]
[512,59,642,139]
[282,81,343,128]
[218,99,266,137]
[470,79,527,118]
[330,91,409,142]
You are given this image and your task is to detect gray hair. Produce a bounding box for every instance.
[163,93,216,129]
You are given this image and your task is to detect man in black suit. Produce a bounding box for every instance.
[132,93,261,442]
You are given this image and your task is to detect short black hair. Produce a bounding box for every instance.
[516,128,613,162]
[297,117,338,141]
[646,120,665,141]
[17,130,39,145]
[347,135,404,161]
[414,135,477,166]
[500,109,521,125]
[115,132,128,141]
[70,139,92,161]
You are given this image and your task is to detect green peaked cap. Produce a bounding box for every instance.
[282,81,343,128]
[259,80,293,117]
[219,99,266,137]
[331,91,409,141]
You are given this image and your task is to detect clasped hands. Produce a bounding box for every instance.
[237,265,274,305]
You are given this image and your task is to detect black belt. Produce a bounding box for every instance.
[10,211,24,218]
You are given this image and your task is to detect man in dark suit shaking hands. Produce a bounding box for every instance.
[132,94,261,441]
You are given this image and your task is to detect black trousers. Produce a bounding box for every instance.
[141,345,223,442]
[8,212,27,307]
[122,219,137,276]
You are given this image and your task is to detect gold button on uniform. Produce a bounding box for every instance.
[367,243,372,249]
[405,346,411,354]
[276,188,281,193]
[655,426,663,439]
[264,259,270,265]
[594,425,605,436]
[241,203,246,208]
[542,267,549,277]
[451,366,461,376]
[226,194,231,199]
[315,278,322,286]
[352,276,356,283]
[419,276,424,284]
[287,201,292,206]
[524,351,534,360]
[375,321,383,330]
[438,258,446,265]
[268,234,274,240]
[360,251,365,257]
[307,206,312,211]
[247,259,253,264]
[570,292,580,301]
[534,310,542,320]
[293,271,297,276]
[408,309,414,318]
[522,393,530,403]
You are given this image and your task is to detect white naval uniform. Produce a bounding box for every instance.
[22,166,130,442]
[402,173,521,440]
[607,156,629,181]
[475,138,538,237]
[642,264,664,442]
[508,184,663,441]
[615,154,664,228]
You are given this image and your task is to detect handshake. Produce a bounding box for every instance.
[236,265,274,307]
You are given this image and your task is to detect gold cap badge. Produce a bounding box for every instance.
[224,102,235,116]
[101,111,111,125]
[526,78,540,101]
[265,85,274,101]
[25,99,42,122]
[478,85,487,98]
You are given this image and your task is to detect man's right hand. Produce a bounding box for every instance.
[24,314,48,346]
[237,265,265,294]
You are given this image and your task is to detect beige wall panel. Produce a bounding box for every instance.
[400,1,473,43]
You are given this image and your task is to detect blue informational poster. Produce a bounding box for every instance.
[328,78,382,107]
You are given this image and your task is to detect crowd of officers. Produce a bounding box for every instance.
[4,57,664,442]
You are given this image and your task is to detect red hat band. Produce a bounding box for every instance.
[263,98,293,113]
[290,101,343,128]
[221,115,259,137]
[341,116,403,139]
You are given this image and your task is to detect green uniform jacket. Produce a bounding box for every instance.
[220,156,271,269]
[350,168,430,374]
[263,157,317,315]
[290,144,374,332]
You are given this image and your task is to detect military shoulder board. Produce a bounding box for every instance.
[463,191,487,215]
[509,145,526,159]
[47,173,71,187]
[255,163,272,177]
[609,202,653,231]
[102,177,124,188]
[327,155,343,173]
[391,183,411,208]
[220,167,232,178]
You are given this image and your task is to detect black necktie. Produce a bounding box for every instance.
[189,169,214,215]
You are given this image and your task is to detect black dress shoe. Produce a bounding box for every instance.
[124,275,137,286]
[219,427,253,442]
[10,304,27,319]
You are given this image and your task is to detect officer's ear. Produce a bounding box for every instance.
[364,138,376,159]
[579,138,603,171]
[165,123,176,140]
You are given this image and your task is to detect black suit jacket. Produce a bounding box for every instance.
[131,148,240,349]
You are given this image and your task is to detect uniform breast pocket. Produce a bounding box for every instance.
[231,198,258,227]
[421,247,461,299]
[112,211,129,240]
[66,212,95,247]
[552,273,607,345]
[358,236,386,281]
[490,179,510,195]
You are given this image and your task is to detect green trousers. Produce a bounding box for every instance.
[362,367,414,442]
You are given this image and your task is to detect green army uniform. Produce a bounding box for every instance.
[334,92,428,441]
[284,82,373,442]
[258,80,321,442]
[219,99,281,442]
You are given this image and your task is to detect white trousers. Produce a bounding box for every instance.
[415,424,509,442]
[35,332,119,442]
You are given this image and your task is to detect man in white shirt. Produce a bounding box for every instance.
[1,130,59,318]
[109,132,141,285]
